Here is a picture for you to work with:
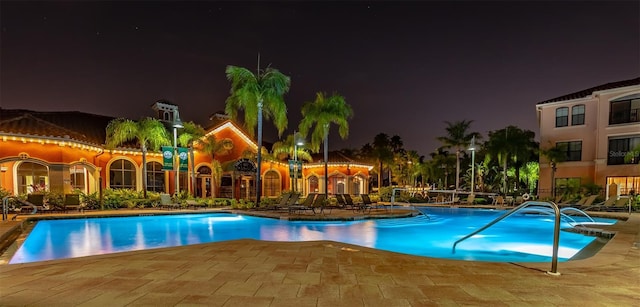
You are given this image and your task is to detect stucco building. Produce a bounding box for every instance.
[0,102,372,201]
[536,77,640,199]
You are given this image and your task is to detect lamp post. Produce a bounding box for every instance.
[173,116,183,196]
[469,136,476,196]
[293,131,304,193]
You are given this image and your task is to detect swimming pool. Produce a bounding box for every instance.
[9,207,617,264]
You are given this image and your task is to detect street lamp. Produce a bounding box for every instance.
[293,131,304,193]
[173,115,183,196]
[469,136,476,196]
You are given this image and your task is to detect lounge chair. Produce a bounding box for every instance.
[262,193,291,211]
[583,197,616,211]
[558,196,588,208]
[606,198,631,212]
[362,194,384,211]
[309,194,328,215]
[64,194,83,212]
[289,193,316,214]
[186,199,207,210]
[461,194,475,205]
[574,195,598,209]
[335,194,347,209]
[159,193,181,210]
[492,195,505,206]
[279,193,300,211]
[20,194,44,214]
[344,194,371,213]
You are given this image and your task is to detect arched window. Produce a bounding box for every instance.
[308,175,319,193]
[17,162,49,194]
[197,166,212,175]
[263,170,280,197]
[571,105,585,125]
[328,174,346,195]
[351,175,365,195]
[555,107,568,127]
[146,161,165,192]
[109,159,136,189]
[70,164,88,192]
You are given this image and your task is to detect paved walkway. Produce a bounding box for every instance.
[0,208,638,306]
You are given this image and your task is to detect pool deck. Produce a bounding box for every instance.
[0,206,638,306]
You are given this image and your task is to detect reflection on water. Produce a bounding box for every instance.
[9,211,615,264]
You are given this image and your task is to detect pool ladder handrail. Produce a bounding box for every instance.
[452,200,561,276]
[2,196,37,221]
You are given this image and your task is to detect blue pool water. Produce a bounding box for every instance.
[10,207,617,264]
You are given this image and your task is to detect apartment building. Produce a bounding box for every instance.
[537,77,640,199]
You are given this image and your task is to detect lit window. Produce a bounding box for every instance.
[70,165,87,191]
[146,161,165,192]
[17,162,49,194]
[263,170,280,197]
[308,176,319,193]
[109,159,136,189]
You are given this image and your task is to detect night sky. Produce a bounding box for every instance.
[1,1,638,157]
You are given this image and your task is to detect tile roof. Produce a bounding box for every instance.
[309,151,368,165]
[537,77,640,104]
[0,108,114,145]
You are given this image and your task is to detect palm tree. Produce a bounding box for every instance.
[199,134,233,198]
[272,132,313,191]
[436,120,481,191]
[519,161,540,195]
[299,92,353,198]
[271,133,313,162]
[365,133,395,190]
[224,63,290,204]
[176,121,206,196]
[106,117,170,198]
[541,143,567,199]
[485,126,538,194]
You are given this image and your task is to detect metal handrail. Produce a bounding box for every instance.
[2,196,37,220]
[452,201,561,275]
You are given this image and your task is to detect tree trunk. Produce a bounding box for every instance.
[551,163,556,199]
[256,100,263,205]
[503,159,508,195]
[378,160,383,191]
[324,124,329,199]
[455,149,460,191]
[190,146,196,197]
[142,144,148,198]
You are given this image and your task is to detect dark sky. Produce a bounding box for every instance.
[1,1,639,157]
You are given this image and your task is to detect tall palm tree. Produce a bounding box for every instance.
[106,117,170,198]
[436,120,481,191]
[299,92,353,198]
[541,143,567,199]
[225,63,290,204]
[177,121,206,196]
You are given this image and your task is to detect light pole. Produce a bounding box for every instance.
[173,116,183,196]
[469,136,476,196]
[293,131,304,193]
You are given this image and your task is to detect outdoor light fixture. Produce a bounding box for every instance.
[173,114,183,196]
[293,131,305,193]
[469,136,476,196]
